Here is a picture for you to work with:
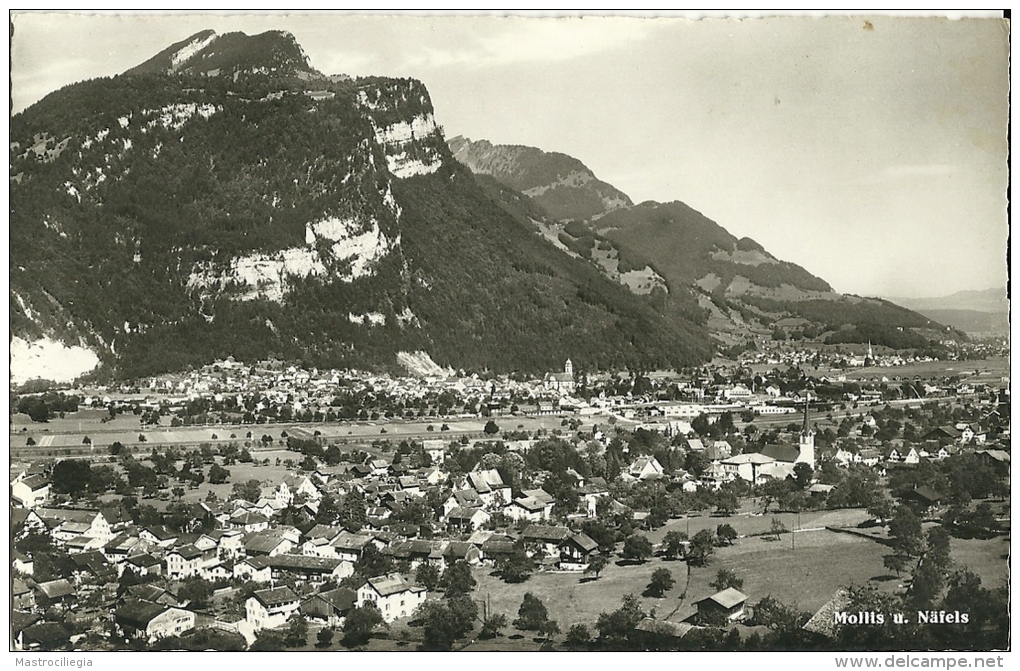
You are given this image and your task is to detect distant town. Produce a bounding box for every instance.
[10,333,1010,651]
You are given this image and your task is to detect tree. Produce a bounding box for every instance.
[716,524,738,546]
[283,615,309,647]
[750,595,804,633]
[868,495,896,525]
[231,479,261,503]
[514,592,550,631]
[316,627,334,648]
[595,594,645,647]
[710,568,744,592]
[583,554,610,580]
[622,533,653,562]
[416,598,475,650]
[480,613,507,639]
[714,491,738,516]
[343,603,383,647]
[208,463,230,484]
[564,623,592,649]
[484,420,500,435]
[768,517,788,541]
[415,563,441,591]
[339,488,368,531]
[662,530,689,559]
[354,545,394,578]
[644,568,676,597]
[539,619,561,640]
[314,492,340,525]
[888,505,923,557]
[178,577,214,610]
[883,553,911,577]
[496,546,535,583]
[441,559,476,596]
[51,459,93,497]
[687,529,716,566]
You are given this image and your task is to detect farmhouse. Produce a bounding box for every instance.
[246,586,301,632]
[357,573,427,622]
[695,588,748,623]
[300,587,357,627]
[115,599,196,643]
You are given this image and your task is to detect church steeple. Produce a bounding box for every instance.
[798,392,815,467]
[564,358,573,378]
[801,393,811,436]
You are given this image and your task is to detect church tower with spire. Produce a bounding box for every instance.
[797,394,816,467]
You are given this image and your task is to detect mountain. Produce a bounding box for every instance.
[886,288,1008,314]
[448,138,952,351]
[885,288,1009,334]
[10,30,714,383]
[448,136,632,222]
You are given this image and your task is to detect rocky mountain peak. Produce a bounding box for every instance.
[124,29,316,79]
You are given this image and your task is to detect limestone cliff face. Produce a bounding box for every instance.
[10,32,452,379]
[11,31,715,381]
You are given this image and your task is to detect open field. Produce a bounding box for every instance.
[948,535,1010,590]
[471,528,895,635]
[647,508,872,544]
[836,357,1009,384]
[10,410,594,459]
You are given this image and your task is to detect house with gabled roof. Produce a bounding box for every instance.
[522,525,571,558]
[446,506,490,532]
[559,532,599,570]
[139,525,178,548]
[695,587,748,623]
[466,468,511,506]
[329,531,376,562]
[246,586,301,632]
[265,554,354,583]
[124,553,162,577]
[442,489,483,516]
[164,544,206,580]
[720,453,774,484]
[39,508,113,544]
[35,578,75,608]
[243,530,295,557]
[115,599,196,643]
[12,507,46,534]
[70,550,117,585]
[627,456,665,481]
[234,556,272,583]
[12,474,50,508]
[300,587,357,627]
[356,574,427,623]
[229,510,270,533]
[276,474,320,505]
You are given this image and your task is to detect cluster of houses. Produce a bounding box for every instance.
[10,435,628,651]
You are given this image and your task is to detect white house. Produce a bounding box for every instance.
[356,574,427,623]
[11,475,50,508]
[246,586,301,632]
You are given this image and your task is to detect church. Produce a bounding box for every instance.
[723,400,815,483]
[759,399,815,479]
[544,359,576,394]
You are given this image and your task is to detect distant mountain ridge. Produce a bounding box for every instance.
[448,136,954,350]
[884,288,1009,334]
[886,288,1008,313]
[448,136,632,221]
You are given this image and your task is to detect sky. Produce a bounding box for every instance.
[9,11,1010,299]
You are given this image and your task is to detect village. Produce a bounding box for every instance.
[9,346,1011,651]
